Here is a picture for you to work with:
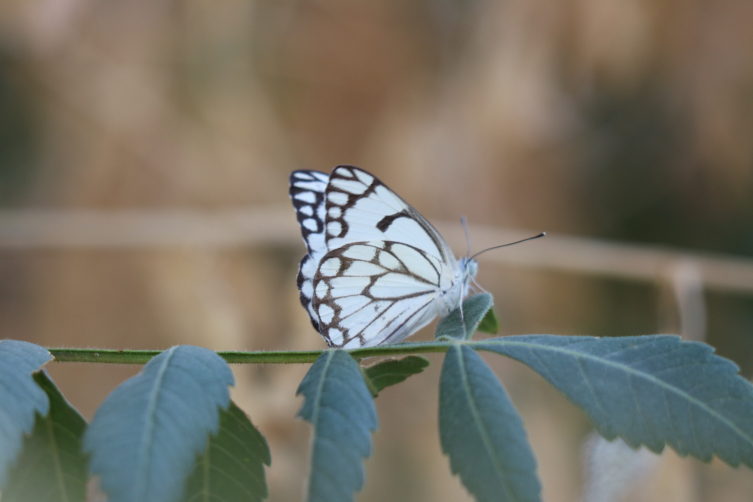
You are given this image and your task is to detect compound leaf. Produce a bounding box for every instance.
[182,400,270,502]
[84,345,234,502]
[0,340,52,487]
[477,307,499,335]
[436,293,494,341]
[363,356,430,397]
[297,350,378,502]
[439,344,540,502]
[2,371,88,502]
[474,335,753,468]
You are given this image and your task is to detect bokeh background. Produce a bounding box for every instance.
[2,0,753,500]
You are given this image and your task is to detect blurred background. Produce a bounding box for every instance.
[1,0,753,500]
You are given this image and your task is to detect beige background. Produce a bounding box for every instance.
[2,0,753,500]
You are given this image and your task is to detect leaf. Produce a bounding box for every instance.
[83,345,235,502]
[182,400,271,502]
[363,355,430,397]
[0,340,52,487]
[476,307,499,335]
[297,350,378,502]
[2,371,88,502]
[435,293,495,341]
[439,344,541,502]
[474,335,753,468]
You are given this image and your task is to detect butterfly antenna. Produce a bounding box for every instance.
[469,232,546,260]
[461,216,471,260]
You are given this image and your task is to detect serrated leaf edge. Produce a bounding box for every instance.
[451,345,516,500]
[475,338,753,451]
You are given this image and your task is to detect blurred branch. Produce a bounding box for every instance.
[1,207,753,295]
[0,206,298,248]
[670,262,707,341]
[436,223,753,295]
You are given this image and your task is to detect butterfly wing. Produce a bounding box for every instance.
[289,170,330,332]
[312,240,459,348]
[323,165,458,270]
[290,170,329,255]
[291,166,469,347]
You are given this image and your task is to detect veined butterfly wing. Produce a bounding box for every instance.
[313,241,457,348]
[289,170,329,255]
[290,166,476,348]
[323,165,457,268]
[289,170,330,332]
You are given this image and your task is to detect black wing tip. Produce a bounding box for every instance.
[289,170,308,184]
[290,170,328,185]
[331,165,362,177]
[330,165,391,190]
[311,318,323,336]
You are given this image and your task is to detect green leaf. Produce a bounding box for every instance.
[2,371,88,502]
[474,335,753,468]
[297,350,378,502]
[0,340,52,487]
[363,356,430,397]
[182,400,271,502]
[436,293,495,341]
[476,307,499,334]
[84,345,235,502]
[439,345,541,502]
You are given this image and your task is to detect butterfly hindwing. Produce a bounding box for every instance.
[289,170,330,332]
[323,165,456,267]
[312,240,456,348]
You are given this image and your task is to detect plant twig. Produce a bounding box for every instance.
[48,341,457,365]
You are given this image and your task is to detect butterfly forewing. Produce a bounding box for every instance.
[323,166,457,268]
[289,170,330,332]
[289,170,329,255]
[312,241,456,348]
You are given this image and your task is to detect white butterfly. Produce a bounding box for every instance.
[289,165,478,348]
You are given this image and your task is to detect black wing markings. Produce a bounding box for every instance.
[289,170,328,255]
[312,240,444,348]
[291,165,465,348]
[289,170,329,334]
[376,209,412,232]
[324,165,450,263]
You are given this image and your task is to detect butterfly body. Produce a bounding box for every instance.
[290,166,477,348]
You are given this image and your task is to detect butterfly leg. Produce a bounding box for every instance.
[471,276,489,294]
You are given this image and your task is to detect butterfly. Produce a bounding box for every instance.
[289,165,479,349]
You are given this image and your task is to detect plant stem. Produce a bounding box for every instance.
[48,341,455,365]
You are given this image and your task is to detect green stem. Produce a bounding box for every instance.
[48,341,455,365]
